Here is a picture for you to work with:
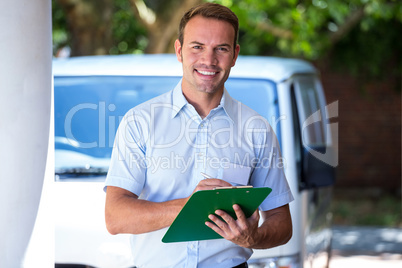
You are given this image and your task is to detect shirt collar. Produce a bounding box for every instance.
[171,80,187,118]
[219,88,235,123]
[171,80,236,123]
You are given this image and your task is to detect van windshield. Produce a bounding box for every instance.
[54,76,278,177]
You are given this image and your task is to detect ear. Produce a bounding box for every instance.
[231,44,240,67]
[174,39,183,63]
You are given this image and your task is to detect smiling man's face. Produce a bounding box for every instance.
[175,15,240,97]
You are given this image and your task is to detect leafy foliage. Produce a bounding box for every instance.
[52,0,68,54]
[109,0,147,54]
[209,0,401,82]
[52,0,401,80]
[52,0,147,55]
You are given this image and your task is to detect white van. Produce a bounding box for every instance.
[29,54,336,268]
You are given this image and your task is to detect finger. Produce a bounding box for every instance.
[210,211,245,241]
[208,213,229,228]
[232,204,247,223]
[207,212,241,241]
[217,211,235,227]
[201,179,232,187]
[205,220,225,237]
[206,214,230,235]
[195,179,232,191]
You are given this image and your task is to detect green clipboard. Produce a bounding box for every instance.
[162,186,272,243]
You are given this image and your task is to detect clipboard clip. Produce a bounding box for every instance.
[200,173,253,190]
[213,185,253,190]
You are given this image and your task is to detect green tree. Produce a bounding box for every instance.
[52,0,203,56]
[128,0,203,53]
[54,0,114,56]
[53,0,401,81]
[213,0,401,80]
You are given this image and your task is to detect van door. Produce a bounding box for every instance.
[291,75,336,268]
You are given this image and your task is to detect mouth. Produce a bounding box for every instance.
[195,69,218,76]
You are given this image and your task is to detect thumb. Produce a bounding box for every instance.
[250,209,260,222]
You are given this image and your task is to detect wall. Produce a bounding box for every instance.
[317,62,401,193]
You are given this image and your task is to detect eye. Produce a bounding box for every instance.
[217,47,229,52]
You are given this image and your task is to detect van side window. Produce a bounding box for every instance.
[292,76,336,190]
[294,77,325,147]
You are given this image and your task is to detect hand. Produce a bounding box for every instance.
[184,179,232,203]
[205,204,261,248]
[192,178,232,192]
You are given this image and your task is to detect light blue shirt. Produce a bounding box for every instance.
[105,81,294,268]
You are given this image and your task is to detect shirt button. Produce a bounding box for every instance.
[200,124,204,128]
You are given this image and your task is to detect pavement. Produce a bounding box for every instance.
[329,226,402,268]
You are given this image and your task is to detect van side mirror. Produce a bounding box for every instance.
[300,146,336,190]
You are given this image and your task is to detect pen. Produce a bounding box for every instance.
[200,172,213,179]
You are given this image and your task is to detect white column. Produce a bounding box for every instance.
[0,0,52,267]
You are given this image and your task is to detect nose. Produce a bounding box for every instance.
[200,48,218,67]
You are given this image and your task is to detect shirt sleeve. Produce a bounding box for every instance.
[104,109,149,196]
[249,122,294,211]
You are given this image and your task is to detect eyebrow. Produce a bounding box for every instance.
[189,41,232,48]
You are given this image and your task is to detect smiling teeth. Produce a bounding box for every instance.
[198,70,216,75]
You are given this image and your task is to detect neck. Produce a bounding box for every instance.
[182,88,223,118]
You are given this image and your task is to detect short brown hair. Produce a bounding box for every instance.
[178,3,239,49]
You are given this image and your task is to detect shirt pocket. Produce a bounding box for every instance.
[217,163,251,186]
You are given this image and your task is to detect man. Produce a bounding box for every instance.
[105,3,293,268]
